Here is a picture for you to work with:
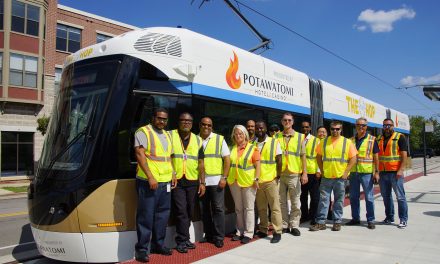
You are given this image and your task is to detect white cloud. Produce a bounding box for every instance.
[354,7,415,33]
[400,73,440,87]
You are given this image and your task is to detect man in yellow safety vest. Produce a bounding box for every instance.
[346,117,380,229]
[275,112,308,236]
[310,120,357,232]
[134,108,177,262]
[171,113,205,253]
[199,117,231,248]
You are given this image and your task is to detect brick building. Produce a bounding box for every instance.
[0,0,137,178]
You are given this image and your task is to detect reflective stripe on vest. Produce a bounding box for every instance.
[259,137,277,183]
[204,133,224,176]
[171,130,202,180]
[322,136,349,178]
[378,132,402,171]
[228,143,256,187]
[351,134,375,173]
[305,136,318,174]
[276,131,304,174]
[136,125,173,182]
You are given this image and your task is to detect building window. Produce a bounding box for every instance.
[54,67,62,94]
[0,0,4,30]
[1,132,34,176]
[11,0,40,36]
[96,33,111,43]
[9,53,38,88]
[56,24,81,53]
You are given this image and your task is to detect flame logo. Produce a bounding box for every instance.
[395,114,399,127]
[226,51,241,89]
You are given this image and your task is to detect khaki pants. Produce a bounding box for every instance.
[230,182,257,238]
[279,173,301,228]
[256,179,282,234]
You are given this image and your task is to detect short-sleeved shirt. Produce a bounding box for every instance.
[200,133,230,186]
[134,126,173,154]
[382,133,408,152]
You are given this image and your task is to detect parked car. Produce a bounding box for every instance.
[411,148,435,158]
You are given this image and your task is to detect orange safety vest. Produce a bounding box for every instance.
[377,132,402,171]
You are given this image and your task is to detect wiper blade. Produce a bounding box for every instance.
[45,96,100,172]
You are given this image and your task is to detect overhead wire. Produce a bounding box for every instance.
[232,0,440,116]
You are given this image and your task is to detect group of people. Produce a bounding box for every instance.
[133,108,409,263]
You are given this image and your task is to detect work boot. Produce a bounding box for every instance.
[309,224,326,231]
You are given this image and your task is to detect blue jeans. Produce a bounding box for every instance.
[379,172,408,222]
[349,172,375,222]
[135,179,171,253]
[315,178,345,224]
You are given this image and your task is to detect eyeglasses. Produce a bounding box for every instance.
[200,123,212,128]
[282,119,293,122]
[356,124,367,128]
[330,127,341,131]
[179,119,193,123]
[302,126,310,128]
[383,124,393,128]
[155,116,168,122]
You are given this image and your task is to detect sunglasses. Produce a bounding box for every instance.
[356,124,367,128]
[383,124,393,128]
[201,123,212,127]
[179,119,193,123]
[330,127,341,131]
[282,119,293,122]
[302,126,310,128]
[155,116,168,122]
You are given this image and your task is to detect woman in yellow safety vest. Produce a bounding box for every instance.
[228,125,261,244]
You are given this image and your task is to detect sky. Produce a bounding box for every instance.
[59,0,440,119]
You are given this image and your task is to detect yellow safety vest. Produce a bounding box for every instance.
[136,125,173,182]
[275,131,304,174]
[321,136,350,178]
[228,143,256,187]
[351,134,375,173]
[258,137,278,183]
[203,133,224,177]
[171,130,202,180]
[305,135,319,174]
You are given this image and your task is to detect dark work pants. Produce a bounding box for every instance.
[172,183,198,245]
[135,179,171,253]
[300,174,320,221]
[201,185,225,242]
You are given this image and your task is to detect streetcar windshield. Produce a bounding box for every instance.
[39,60,121,173]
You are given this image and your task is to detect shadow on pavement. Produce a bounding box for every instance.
[423,211,440,217]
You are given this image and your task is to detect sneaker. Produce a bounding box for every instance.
[255,231,268,238]
[185,241,196,249]
[332,223,341,231]
[367,222,376,230]
[270,233,281,243]
[241,236,251,244]
[345,219,361,226]
[290,228,301,236]
[382,218,395,225]
[176,243,188,254]
[309,224,326,231]
[398,221,407,229]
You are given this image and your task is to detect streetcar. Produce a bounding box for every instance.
[28,27,410,262]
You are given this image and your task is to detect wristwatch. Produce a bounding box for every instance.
[254,178,259,182]
[200,182,206,185]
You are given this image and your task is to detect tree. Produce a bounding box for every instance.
[37,116,50,135]
[409,115,440,154]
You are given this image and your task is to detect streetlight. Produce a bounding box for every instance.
[423,85,440,101]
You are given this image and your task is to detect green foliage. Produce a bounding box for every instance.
[37,116,50,136]
[2,186,28,193]
[409,116,440,154]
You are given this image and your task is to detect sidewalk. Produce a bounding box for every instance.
[194,171,440,264]
[0,179,30,199]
